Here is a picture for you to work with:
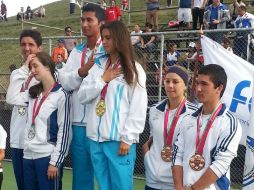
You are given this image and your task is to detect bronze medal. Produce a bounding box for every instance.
[96,99,106,116]
[18,106,26,116]
[161,145,172,162]
[189,153,205,171]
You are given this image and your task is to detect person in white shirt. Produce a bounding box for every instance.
[172,64,242,190]
[0,124,7,190]
[131,24,143,46]
[6,29,42,190]
[143,65,197,190]
[57,4,106,190]
[77,20,147,190]
[7,52,72,190]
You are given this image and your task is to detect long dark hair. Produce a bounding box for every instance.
[29,52,56,98]
[100,21,138,85]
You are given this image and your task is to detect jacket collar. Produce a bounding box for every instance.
[155,99,187,115]
[192,103,226,117]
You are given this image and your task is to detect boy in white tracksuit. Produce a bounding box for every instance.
[57,4,106,189]
[6,29,42,190]
[144,99,197,189]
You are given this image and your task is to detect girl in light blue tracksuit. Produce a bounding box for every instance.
[77,21,148,190]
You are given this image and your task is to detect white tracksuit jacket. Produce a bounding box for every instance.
[77,55,147,145]
[173,104,242,190]
[6,65,72,168]
[58,39,105,126]
[6,66,38,149]
[144,99,197,190]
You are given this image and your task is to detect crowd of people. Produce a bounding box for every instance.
[16,5,46,21]
[1,1,253,190]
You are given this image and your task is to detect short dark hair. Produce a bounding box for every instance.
[239,5,246,12]
[198,64,227,97]
[82,3,106,23]
[65,26,72,32]
[19,29,42,47]
[145,22,153,29]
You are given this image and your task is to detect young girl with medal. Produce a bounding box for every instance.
[142,65,197,190]
[7,52,72,190]
[77,20,147,190]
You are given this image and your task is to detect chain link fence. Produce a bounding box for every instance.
[0,28,253,186]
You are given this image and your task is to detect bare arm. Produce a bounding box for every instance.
[190,168,218,190]
[172,165,184,190]
[0,149,5,161]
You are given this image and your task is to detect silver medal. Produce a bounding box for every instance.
[28,127,36,140]
[18,106,26,116]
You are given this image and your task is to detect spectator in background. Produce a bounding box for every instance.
[204,0,229,43]
[167,0,172,7]
[121,0,128,10]
[165,42,181,67]
[0,124,7,190]
[180,42,197,70]
[137,23,157,52]
[55,54,65,70]
[25,6,33,20]
[105,0,121,22]
[222,37,233,53]
[178,0,192,30]
[1,1,7,21]
[34,5,45,18]
[52,39,68,63]
[63,26,77,55]
[145,0,160,31]
[192,0,207,30]
[131,24,142,46]
[101,0,107,10]
[70,0,75,15]
[16,7,25,21]
[227,0,245,28]
[234,5,254,61]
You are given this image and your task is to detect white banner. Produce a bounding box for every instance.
[201,35,254,189]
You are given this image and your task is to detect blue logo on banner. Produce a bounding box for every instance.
[229,80,252,113]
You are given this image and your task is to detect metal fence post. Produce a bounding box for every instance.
[49,38,52,56]
[158,34,164,102]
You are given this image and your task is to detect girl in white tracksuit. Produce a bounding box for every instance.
[7,52,72,190]
[142,65,197,190]
[77,21,147,190]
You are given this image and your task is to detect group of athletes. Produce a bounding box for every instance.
[0,2,242,190]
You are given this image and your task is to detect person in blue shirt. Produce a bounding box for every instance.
[234,5,254,61]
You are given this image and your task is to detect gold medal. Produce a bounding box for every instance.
[18,106,26,116]
[189,153,205,171]
[96,99,106,116]
[160,145,172,162]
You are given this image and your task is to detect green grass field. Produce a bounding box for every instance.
[1,161,146,190]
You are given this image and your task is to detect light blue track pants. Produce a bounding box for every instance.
[89,140,136,190]
[71,125,94,190]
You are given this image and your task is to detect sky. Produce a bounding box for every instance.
[4,0,61,18]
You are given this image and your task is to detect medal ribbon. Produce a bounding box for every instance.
[31,82,57,126]
[20,74,33,92]
[163,99,186,146]
[196,103,223,155]
[81,38,102,67]
[100,59,120,100]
